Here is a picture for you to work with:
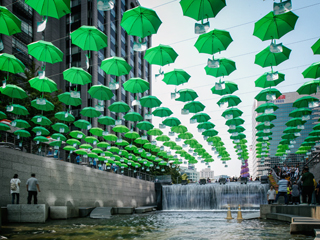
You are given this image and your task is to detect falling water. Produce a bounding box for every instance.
[162,182,269,210]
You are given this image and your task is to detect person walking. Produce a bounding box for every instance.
[10,174,21,204]
[275,175,288,204]
[291,181,300,205]
[301,166,314,204]
[267,186,276,204]
[26,173,41,204]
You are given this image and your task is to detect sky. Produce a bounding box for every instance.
[138,0,320,177]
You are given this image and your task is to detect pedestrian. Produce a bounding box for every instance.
[267,185,276,204]
[26,173,41,204]
[10,174,21,204]
[76,154,80,164]
[301,166,314,204]
[275,175,288,204]
[291,181,300,205]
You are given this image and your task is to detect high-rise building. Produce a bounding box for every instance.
[251,91,320,178]
[199,168,214,179]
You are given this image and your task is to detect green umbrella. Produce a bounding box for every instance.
[255,71,285,88]
[32,126,50,136]
[281,133,297,140]
[283,127,301,134]
[28,40,63,64]
[302,62,320,79]
[152,107,173,118]
[109,146,120,153]
[178,132,193,140]
[228,125,245,133]
[171,125,188,134]
[108,102,130,113]
[217,95,241,108]
[135,137,149,144]
[64,146,76,151]
[301,141,315,147]
[80,107,102,118]
[144,44,178,66]
[84,136,99,144]
[88,85,114,100]
[305,136,319,142]
[147,128,163,136]
[121,6,162,39]
[254,88,282,102]
[0,6,21,36]
[0,111,6,120]
[116,140,129,147]
[311,38,320,55]
[104,134,118,142]
[112,125,130,133]
[55,111,75,122]
[163,141,176,148]
[225,117,244,126]
[137,121,154,131]
[25,0,70,19]
[0,53,25,74]
[211,81,238,95]
[285,118,306,127]
[254,45,291,68]
[101,56,132,76]
[98,116,115,125]
[140,95,162,108]
[297,80,320,95]
[31,115,52,126]
[34,136,49,143]
[183,101,205,113]
[75,149,88,155]
[88,153,98,158]
[11,119,30,129]
[289,108,312,118]
[14,129,31,138]
[255,102,279,114]
[179,0,226,22]
[124,112,143,122]
[194,29,232,55]
[29,76,58,93]
[74,119,91,129]
[293,96,319,108]
[0,123,10,131]
[49,140,62,147]
[90,127,104,137]
[222,108,243,118]
[256,131,272,137]
[51,133,66,141]
[8,104,29,116]
[97,142,110,148]
[69,130,86,139]
[205,58,236,78]
[123,78,150,93]
[92,148,103,154]
[125,131,140,139]
[253,11,299,41]
[52,122,69,133]
[63,67,92,85]
[175,89,198,102]
[1,84,27,99]
[256,113,277,123]
[190,113,211,123]
[163,117,181,127]
[79,144,93,149]
[31,98,54,111]
[203,129,218,137]
[198,122,215,130]
[162,69,190,86]
[156,135,170,142]
[71,25,108,51]
[58,92,82,106]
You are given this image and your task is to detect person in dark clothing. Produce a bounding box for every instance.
[301,167,314,204]
[26,173,41,204]
[316,180,320,205]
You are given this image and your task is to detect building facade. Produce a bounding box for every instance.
[199,168,214,179]
[180,166,200,182]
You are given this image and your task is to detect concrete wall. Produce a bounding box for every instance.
[0,148,155,216]
[310,162,320,183]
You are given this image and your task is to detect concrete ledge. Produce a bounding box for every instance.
[290,222,320,235]
[135,206,154,214]
[7,204,48,223]
[79,207,95,217]
[114,207,134,215]
[314,229,320,240]
[50,206,71,219]
[90,207,113,218]
[260,204,273,219]
[266,213,296,222]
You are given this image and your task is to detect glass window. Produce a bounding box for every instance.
[98,50,104,61]
[98,20,104,31]
[71,46,80,54]
[12,38,31,59]
[110,35,116,45]
[21,20,33,37]
[98,66,105,77]
[110,21,116,31]
[110,49,115,57]
[71,0,81,7]
[121,48,126,57]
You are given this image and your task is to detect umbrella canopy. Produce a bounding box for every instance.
[1,84,27,99]
[179,0,226,21]
[63,67,92,85]
[198,122,215,130]
[255,102,279,113]
[146,128,162,136]
[71,25,108,51]
[140,95,162,108]
[125,131,140,139]
[178,132,193,139]
[55,111,75,122]
[74,119,91,129]
[225,117,245,126]
[283,127,301,134]
[0,111,6,120]
[11,119,30,129]
[58,92,82,106]
[63,146,76,151]
[253,11,299,41]
[228,125,245,133]
[171,125,188,134]
[34,136,49,143]
[14,129,30,138]
[297,80,320,95]
[203,129,218,137]
[256,113,277,123]
[9,104,29,116]
[293,96,319,108]
[222,108,243,118]
[84,136,99,144]
[32,126,50,136]
[52,122,69,133]
[28,40,63,64]
[217,95,241,108]
[302,62,320,79]
[175,89,198,102]
[255,45,291,68]
[0,122,10,131]
[112,125,130,133]
[25,0,70,19]
[124,112,143,122]
[152,107,173,118]
[211,81,238,95]
[51,133,66,141]
[255,71,285,88]
[0,53,25,74]
[311,38,320,55]
[80,107,102,118]
[123,78,150,94]
[183,101,205,113]
[285,118,306,127]
[88,85,114,100]
[289,108,312,118]
[104,134,118,142]
[144,44,178,66]
[97,142,110,148]
[69,130,86,139]
[29,76,58,93]
[190,113,211,123]
[101,56,132,76]
[98,116,115,125]
[162,69,190,86]
[0,6,21,36]
[90,127,104,137]
[156,135,170,142]
[205,58,236,78]
[31,115,52,126]
[137,121,154,131]
[254,88,282,102]
[194,29,232,55]
[120,6,162,38]
[108,102,130,113]
[163,117,181,127]
[31,98,54,111]
[135,137,149,144]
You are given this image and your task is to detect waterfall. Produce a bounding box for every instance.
[162,182,269,210]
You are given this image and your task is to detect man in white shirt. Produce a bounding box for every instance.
[26,173,41,204]
[267,185,276,204]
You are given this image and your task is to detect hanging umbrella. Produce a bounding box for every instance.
[0,111,6,120]
[156,135,170,142]
[152,107,173,117]
[253,11,299,41]
[256,131,272,137]
[31,115,52,126]
[11,119,30,129]
[32,126,50,136]
[51,133,66,141]
[124,112,143,122]
[116,140,129,147]
[120,6,162,39]
[178,132,193,139]
[285,118,306,127]
[14,129,30,138]
[255,102,279,113]
[256,113,277,123]
[137,121,154,131]
[55,111,75,122]
[222,108,243,118]
[297,80,320,95]
[283,127,301,134]
[179,0,226,22]
[135,137,149,144]
[183,101,205,113]
[28,40,63,64]
[147,128,163,136]
[34,136,49,143]
[125,131,140,139]
[205,58,236,78]
[58,92,82,106]
[0,6,21,36]
[98,116,115,126]
[70,130,86,139]
[123,78,149,93]
[29,76,58,93]
[88,85,114,100]
[255,71,285,88]
[190,113,211,123]
[254,45,291,68]
[104,134,118,142]
[101,56,132,76]
[0,53,25,74]
[8,104,29,116]
[79,144,93,149]
[84,136,99,144]
[163,141,176,148]
[175,89,198,102]
[171,125,188,134]
[140,95,162,108]
[289,108,312,118]
[112,125,130,133]
[25,0,70,19]
[90,127,104,137]
[80,107,102,118]
[162,69,190,86]
[1,84,28,99]
[162,117,181,127]
[144,44,178,66]
[71,25,108,51]
[211,80,238,96]
[228,125,245,133]
[31,98,54,111]
[74,119,91,129]
[108,102,130,113]
[64,146,76,151]
[311,38,320,55]
[63,67,92,85]
[49,140,62,147]
[203,129,218,137]
[194,29,232,55]
[0,122,10,131]
[198,122,215,130]
[226,117,244,126]
[97,142,110,148]
[254,88,282,102]
[217,95,241,108]
[293,96,319,108]
[302,62,320,79]
[52,123,69,133]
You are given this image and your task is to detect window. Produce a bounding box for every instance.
[110,49,115,57]
[110,35,116,45]
[12,38,30,58]
[98,66,105,77]
[121,48,126,57]
[98,50,104,61]
[21,20,33,37]
[98,20,104,31]
[71,0,81,7]
[71,46,80,54]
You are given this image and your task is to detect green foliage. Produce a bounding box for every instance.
[181,173,188,181]
[151,165,182,184]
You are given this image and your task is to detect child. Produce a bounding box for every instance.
[291,181,300,205]
[267,185,276,204]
